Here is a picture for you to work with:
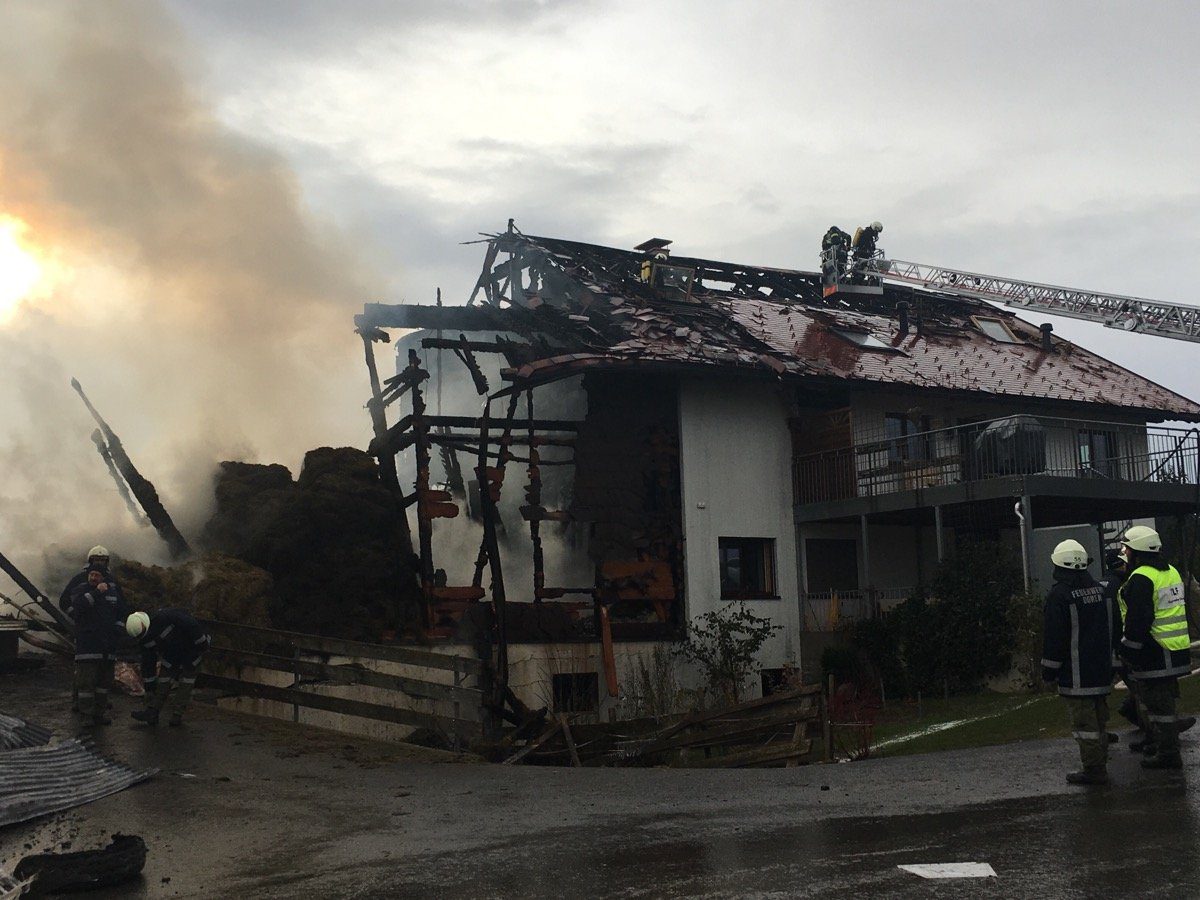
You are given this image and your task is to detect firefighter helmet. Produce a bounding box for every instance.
[1121,525,1162,553]
[1051,539,1089,570]
[126,612,150,638]
[88,545,110,560]
[870,221,883,232]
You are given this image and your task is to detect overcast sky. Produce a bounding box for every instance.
[2,0,1200,576]
[162,0,1200,392]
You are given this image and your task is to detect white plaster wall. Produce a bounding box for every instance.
[678,376,801,686]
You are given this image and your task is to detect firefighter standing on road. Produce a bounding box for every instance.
[1117,526,1192,770]
[126,609,211,727]
[1042,539,1121,785]
[69,566,127,727]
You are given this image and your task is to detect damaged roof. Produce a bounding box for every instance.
[360,230,1200,420]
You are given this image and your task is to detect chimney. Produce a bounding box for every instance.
[897,301,910,337]
[1040,322,1054,352]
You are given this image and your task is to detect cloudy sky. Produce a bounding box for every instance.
[1,0,1199,574]
[167,0,1200,367]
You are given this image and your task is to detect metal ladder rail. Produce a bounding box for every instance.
[875,258,1200,343]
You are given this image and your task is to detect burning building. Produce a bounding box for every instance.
[354,224,1200,722]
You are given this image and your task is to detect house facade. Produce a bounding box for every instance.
[358,228,1200,718]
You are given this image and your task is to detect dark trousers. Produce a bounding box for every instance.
[1140,678,1181,758]
[146,663,199,721]
[75,659,115,723]
[1065,695,1109,772]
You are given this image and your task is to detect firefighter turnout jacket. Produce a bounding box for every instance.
[1042,568,1120,696]
[69,580,127,662]
[1119,563,1192,680]
[140,608,211,684]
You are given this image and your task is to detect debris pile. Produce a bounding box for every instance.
[90,447,419,641]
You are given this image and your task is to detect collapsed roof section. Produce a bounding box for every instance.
[356,228,1200,421]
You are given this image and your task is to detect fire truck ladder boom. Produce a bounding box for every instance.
[874,258,1200,344]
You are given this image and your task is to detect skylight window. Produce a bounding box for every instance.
[972,316,1020,343]
[832,328,892,350]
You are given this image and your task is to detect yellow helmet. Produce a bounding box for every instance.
[1051,539,1089,569]
[1121,525,1161,554]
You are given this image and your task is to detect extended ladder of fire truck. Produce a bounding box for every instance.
[859,255,1200,344]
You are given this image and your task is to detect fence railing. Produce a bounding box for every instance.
[794,416,1199,505]
[802,588,914,631]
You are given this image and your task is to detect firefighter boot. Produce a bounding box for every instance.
[1066,769,1109,786]
[132,679,170,726]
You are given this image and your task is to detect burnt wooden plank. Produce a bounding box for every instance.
[198,673,481,737]
[206,646,482,708]
[199,619,483,676]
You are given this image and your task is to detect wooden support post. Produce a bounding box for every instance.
[527,389,546,604]
[934,505,945,563]
[409,349,435,590]
[558,713,582,767]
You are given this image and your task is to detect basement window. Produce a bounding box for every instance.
[972,316,1020,343]
[553,673,599,714]
[831,328,893,351]
[719,537,778,600]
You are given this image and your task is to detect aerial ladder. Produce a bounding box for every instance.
[823,246,1200,343]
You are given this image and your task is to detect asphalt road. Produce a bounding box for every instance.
[2,658,1197,898]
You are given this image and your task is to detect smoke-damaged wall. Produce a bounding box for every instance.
[572,372,683,627]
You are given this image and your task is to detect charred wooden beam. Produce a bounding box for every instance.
[90,429,147,527]
[452,334,489,395]
[422,414,580,432]
[70,379,190,559]
[357,303,514,331]
[0,550,75,638]
[420,337,528,354]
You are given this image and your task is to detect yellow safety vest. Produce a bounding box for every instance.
[1120,564,1191,651]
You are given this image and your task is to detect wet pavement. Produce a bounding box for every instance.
[2,657,1198,898]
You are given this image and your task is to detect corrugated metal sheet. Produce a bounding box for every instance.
[493,234,1200,419]
[0,738,155,828]
[0,713,52,751]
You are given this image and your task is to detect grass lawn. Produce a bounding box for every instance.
[846,671,1200,759]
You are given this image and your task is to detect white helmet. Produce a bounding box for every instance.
[88,545,110,560]
[1051,539,1089,570]
[870,221,883,232]
[126,611,150,638]
[1121,525,1161,553]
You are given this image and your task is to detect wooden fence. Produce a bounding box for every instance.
[196,619,487,743]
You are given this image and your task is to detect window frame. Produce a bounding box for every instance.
[718,536,779,600]
[971,315,1021,344]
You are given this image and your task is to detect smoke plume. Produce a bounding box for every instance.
[0,1,379,589]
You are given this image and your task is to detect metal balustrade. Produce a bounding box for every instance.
[794,416,1199,505]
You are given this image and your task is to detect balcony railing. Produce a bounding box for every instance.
[794,416,1200,505]
[802,588,914,632]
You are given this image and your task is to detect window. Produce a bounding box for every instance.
[719,537,777,599]
[884,413,932,464]
[972,316,1020,343]
[1079,429,1121,478]
[832,328,893,350]
[552,673,599,713]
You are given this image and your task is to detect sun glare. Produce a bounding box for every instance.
[0,214,46,322]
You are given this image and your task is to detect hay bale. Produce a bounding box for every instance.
[112,560,191,612]
[185,553,273,627]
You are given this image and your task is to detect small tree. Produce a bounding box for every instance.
[675,603,781,704]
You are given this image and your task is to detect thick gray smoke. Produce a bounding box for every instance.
[0,1,379,590]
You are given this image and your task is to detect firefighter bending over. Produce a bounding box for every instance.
[126,609,211,727]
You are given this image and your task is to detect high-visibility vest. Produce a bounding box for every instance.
[1121,564,1191,651]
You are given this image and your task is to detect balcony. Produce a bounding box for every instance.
[793,416,1200,526]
